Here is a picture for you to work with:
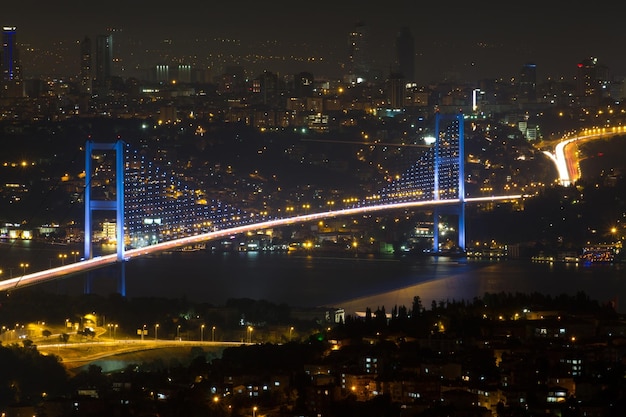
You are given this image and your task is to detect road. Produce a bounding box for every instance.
[0,194,522,292]
[543,127,626,186]
[37,338,246,370]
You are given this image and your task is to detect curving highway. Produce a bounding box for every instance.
[543,126,626,186]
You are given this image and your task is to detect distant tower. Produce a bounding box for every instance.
[576,57,609,106]
[347,21,369,84]
[79,36,93,95]
[1,26,23,98]
[387,71,405,109]
[519,62,537,103]
[395,27,415,82]
[95,34,113,95]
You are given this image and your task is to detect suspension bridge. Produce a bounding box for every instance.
[0,112,524,294]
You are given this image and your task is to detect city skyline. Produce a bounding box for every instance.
[4,2,626,83]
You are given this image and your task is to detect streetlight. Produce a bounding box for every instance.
[71,251,79,263]
[289,326,294,341]
[201,324,205,341]
[154,323,159,340]
[212,326,216,342]
[247,326,253,343]
[58,253,67,265]
[253,406,257,417]
[176,324,181,340]
[20,263,28,275]
[141,324,146,341]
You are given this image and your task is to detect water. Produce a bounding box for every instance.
[2,240,626,314]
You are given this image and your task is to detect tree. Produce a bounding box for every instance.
[412,296,423,317]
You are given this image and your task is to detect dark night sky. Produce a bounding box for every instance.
[5,1,626,83]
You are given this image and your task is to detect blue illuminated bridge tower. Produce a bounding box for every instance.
[84,112,465,296]
[84,141,125,295]
[433,112,465,252]
[375,111,466,252]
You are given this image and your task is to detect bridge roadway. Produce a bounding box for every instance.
[0,195,522,292]
[5,127,623,293]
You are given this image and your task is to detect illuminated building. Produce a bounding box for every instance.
[386,72,405,109]
[1,26,23,97]
[1,26,18,81]
[95,34,113,95]
[79,36,92,95]
[575,57,609,106]
[519,62,537,103]
[347,21,369,84]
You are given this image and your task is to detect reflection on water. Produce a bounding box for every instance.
[337,259,626,314]
[2,240,626,314]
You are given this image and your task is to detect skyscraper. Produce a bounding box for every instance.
[576,57,609,106]
[387,72,405,109]
[95,34,113,95]
[347,22,369,84]
[519,62,537,103]
[1,26,23,97]
[395,27,415,82]
[80,36,92,95]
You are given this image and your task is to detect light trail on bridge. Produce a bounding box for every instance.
[301,138,432,148]
[0,194,523,292]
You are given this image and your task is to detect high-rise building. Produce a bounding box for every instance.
[395,27,415,82]
[1,26,19,81]
[1,26,23,98]
[80,36,92,95]
[253,70,279,105]
[95,34,113,95]
[347,22,369,84]
[387,72,406,109]
[519,62,537,103]
[576,57,609,105]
